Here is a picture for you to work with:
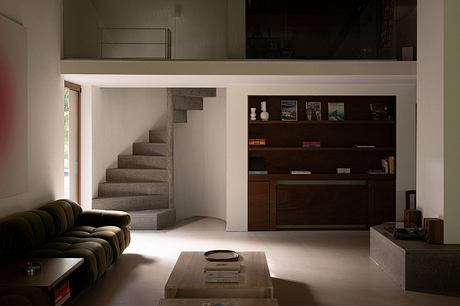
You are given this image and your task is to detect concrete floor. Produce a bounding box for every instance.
[74,217,460,306]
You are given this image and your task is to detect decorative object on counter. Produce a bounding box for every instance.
[281,99,298,121]
[404,190,421,228]
[302,141,321,148]
[393,227,425,240]
[424,218,444,244]
[204,250,239,262]
[260,101,269,121]
[336,168,351,174]
[328,102,344,120]
[370,103,390,120]
[24,261,42,276]
[306,101,321,120]
[250,107,257,121]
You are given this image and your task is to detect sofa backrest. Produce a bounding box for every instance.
[0,199,82,259]
[39,199,82,235]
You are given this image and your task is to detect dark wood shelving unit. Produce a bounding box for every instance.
[249,147,396,152]
[247,95,396,231]
[249,120,396,125]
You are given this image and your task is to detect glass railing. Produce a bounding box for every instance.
[62,0,416,61]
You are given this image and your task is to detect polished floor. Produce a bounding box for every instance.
[75,217,460,306]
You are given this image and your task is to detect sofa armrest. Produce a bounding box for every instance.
[77,210,131,228]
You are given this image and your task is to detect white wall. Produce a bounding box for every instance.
[91,88,167,198]
[226,83,417,231]
[416,0,445,220]
[174,89,227,220]
[63,0,239,59]
[443,0,460,244]
[0,0,63,218]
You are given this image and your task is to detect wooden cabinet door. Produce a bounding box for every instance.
[276,182,368,227]
[248,181,270,230]
[369,179,396,226]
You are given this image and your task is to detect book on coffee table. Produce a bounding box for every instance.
[204,262,241,272]
[205,271,239,283]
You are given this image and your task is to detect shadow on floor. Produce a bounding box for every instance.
[74,254,156,305]
[273,277,318,306]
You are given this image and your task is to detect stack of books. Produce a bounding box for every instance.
[204,262,241,283]
[54,280,70,306]
[290,170,311,175]
[302,141,321,148]
[381,156,395,174]
[248,138,266,146]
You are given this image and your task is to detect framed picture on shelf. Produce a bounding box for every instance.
[370,103,390,120]
[306,102,321,120]
[281,100,298,121]
[328,102,345,120]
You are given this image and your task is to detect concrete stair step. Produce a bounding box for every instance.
[129,208,176,230]
[98,182,168,197]
[149,130,167,143]
[133,142,168,156]
[92,195,169,211]
[106,168,168,182]
[170,88,216,97]
[173,110,187,123]
[118,155,168,169]
[173,96,203,111]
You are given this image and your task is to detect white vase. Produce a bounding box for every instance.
[250,108,257,121]
[260,111,269,121]
[260,101,269,120]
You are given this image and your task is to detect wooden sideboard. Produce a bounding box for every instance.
[249,174,395,230]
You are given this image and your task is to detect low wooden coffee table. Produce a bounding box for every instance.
[165,252,273,299]
[158,298,279,305]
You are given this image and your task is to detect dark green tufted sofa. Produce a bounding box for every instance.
[0,199,131,302]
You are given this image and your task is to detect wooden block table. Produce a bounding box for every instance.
[0,258,84,305]
[165,252,273,299]
[158,298,279,306]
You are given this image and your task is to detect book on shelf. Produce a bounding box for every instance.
[306,101,322,120]
[368,170,387,175]
[248,138,266,146]
[249,170,268,175]
[204,262,241,272]
[54,280,70,305]
[205,270,239,283]
[381,156,396,174]
[290,170,311,175]
[302,141,321,148]
[336,168,351,174]
[388,156,395,174]
[354,144,376,149]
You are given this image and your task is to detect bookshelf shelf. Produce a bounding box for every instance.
[249,120,395,125]
[247,95,396,231]
[248,146,396,152]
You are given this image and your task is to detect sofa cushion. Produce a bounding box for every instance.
[0,210,55,259]
[69,225,130,259]
[39,200,82,234]
[78,210,131,228]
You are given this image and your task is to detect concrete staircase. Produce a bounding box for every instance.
[92,88,216,230]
